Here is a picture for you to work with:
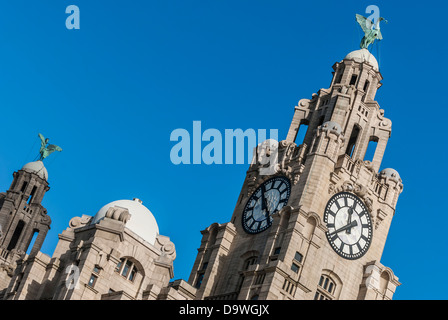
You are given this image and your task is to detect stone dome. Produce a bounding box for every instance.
[379,168,401,182]
[344,48,379,71]
[90,198,159,245]
[22,160,48,180]
[321,121,342,134]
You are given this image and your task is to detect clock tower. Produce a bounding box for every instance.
[187,48,403,300]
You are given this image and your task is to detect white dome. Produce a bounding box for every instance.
[91,198,159,245]
[22,160,48,180]
[344,49,379,71]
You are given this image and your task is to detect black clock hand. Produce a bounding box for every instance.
[261,184,268,212]
[328,220,358,236]
[346,208,353,234]
[346,202,357,234]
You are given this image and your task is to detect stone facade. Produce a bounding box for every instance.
[188,49,403,300]
[0,48,403,301]
[0,164,196,300]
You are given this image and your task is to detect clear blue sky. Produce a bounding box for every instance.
[0,0,446,300]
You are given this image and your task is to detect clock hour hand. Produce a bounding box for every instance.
[328,220,358,236]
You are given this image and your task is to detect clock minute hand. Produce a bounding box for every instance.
[261,185,268,212]
[346,208,353,234]
[328,220,358,236]
[346,202,357,234]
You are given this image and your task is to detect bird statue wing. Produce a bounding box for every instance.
[46,144,63,153]
[356,14,373,33]
[377,29,383,41]
[38,133,46,147]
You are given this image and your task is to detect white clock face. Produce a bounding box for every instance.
[324,192,372,260]
[242,176,291,234]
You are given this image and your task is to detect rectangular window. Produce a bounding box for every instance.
[350,74,358,85]
[28,186,37,204]
[25,230,39,255]
[364,137,378,162]
[294,252,303,263]
[195,272,205,289]
[88,274,98,288]
[128,267,137,282]
[295,123,309,146]
[121,260,133,278]
[363,80,370,92]
[115,259,123,272]
[291,263,300,273]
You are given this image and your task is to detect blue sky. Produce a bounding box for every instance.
[0,0,446,300]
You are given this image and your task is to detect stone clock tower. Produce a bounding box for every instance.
[0,161,51,291]
[188,48,403,300]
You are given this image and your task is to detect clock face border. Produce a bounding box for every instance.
[323,192,373,260]
[241,176,291,235]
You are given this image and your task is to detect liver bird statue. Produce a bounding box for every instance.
[356,14,388,49]
[38,133,62,161]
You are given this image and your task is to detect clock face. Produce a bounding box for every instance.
[242,176,291,234]
[324,192,373,260]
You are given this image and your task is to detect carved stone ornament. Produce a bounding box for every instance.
[40,212,52,226]
[376,109,392,130]
[246,174,258,197]
[0,263,15,277]
[105,206,131,224]
[155,236,176,260]
[329,181,373,213]
[95,248,107,270]
[363,160,376,173]
[277,141,302,185]
[375,208,387,230]
[71,240,84,262]
[69,215,92,229]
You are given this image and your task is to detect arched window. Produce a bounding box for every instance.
[334,65,345,84]
[362,80,370,102]
[318,115,326,127]
[235,254,259,294]
[303,216,317,240]
[345,125,361,158]
[363,80,370,92]
[208,224,219,247]
[115,258,138,282]
[314,275,337,300]
[194,261,209,289]
[244,256,257,270]
[379,271,390,296]
[7,220,25,251]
